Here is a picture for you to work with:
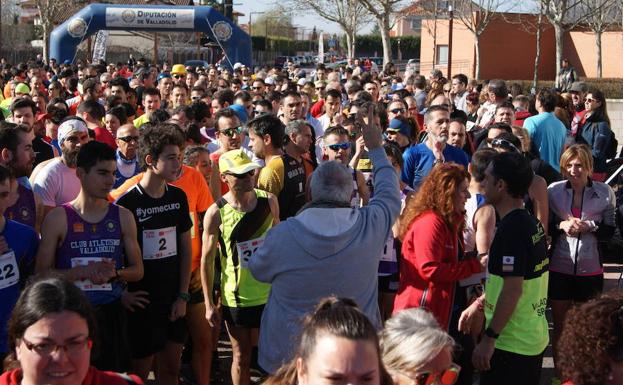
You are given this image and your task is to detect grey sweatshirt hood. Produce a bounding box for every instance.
[287,207,361,259]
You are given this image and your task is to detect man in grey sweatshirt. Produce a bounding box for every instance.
[249,105,401,373]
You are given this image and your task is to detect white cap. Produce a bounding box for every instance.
[233,62,244,70]
[297,78,307,86]
[265,77,276,85]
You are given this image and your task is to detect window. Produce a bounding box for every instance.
[410,17,422,30]
[436,45,448,65]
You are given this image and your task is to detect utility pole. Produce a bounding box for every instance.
[447,2,454,78]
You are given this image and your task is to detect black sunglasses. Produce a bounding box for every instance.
[117,135,139,143]
[225,170,254,178]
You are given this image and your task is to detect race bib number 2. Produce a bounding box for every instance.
[71,257,112,291]
[0,251,19,289]
[236,238,265,269]
[143,226,177,260]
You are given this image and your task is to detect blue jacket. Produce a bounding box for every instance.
[577,117,611,173]
[249,147,401,373]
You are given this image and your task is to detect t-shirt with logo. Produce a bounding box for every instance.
[485,208,549,356]
[116,183,192,307]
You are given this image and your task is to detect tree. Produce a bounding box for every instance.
[358,0,407,66]
[582,0,618,77]
[284,0,371,59]
[35,0,73,62]
[452,0,502,79]
[541,0,602,77]
[418,0,443,71]
[252,8,295,39]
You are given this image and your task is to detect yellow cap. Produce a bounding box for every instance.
[171,64,187,75]
[219,150,261,175]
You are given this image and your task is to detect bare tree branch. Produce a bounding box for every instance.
[358,0,407,66]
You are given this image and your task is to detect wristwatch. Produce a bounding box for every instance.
[484,327,499,339]
[178,292,191,302]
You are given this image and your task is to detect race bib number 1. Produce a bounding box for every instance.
[71,257,112,291]
[236,238,265,269]
[143,226,177,260]
[0,251,19,289]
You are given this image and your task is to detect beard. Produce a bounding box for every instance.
[429,131,448,144]
[62,148,80,167]
[9,159,32,178]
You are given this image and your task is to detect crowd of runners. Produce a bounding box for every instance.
[0,55,621,385]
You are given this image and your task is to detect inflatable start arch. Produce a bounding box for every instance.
[49,3,251,69]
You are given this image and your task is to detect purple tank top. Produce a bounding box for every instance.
[5,183,36,229]
[56,203,125,305]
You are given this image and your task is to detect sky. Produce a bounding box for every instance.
[235,0,373,36]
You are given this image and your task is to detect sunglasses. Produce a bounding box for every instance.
[220,127,243,137]
[172,75,183,79]
[444,89,451,93]
[225,170,254,178]
[390,108,405,114]
[490,138,520,153]
[117,135,139,143]
[407,363,461,385]
[327,142,350,151]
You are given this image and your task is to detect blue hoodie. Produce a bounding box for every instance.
[249,147,401,373]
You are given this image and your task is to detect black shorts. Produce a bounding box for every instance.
[92,299,131,372]
[480,348,544,385]
[126,303,189,359]
[222,304,264,329]
[189,286,204,305]
[378,274,399,293]
[548,271,603,302]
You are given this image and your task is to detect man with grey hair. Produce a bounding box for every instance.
[401,105,469,189]
[249,108,401,374]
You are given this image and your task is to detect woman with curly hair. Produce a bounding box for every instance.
[393,163,485,330]
[558,290,623,385]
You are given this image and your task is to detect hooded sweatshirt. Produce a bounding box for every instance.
[249,147,401,373]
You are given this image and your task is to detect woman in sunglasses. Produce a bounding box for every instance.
[264,296,392,385]
[381,308,460,385]
[1,276,144,385]
[575,88,613,181]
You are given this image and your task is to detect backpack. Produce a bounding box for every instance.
[607,130,618,160]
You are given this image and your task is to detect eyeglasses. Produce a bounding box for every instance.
[172,75,183,79]
[390,108,405,114]
[225,170,254,178]
[490,138,520,153]
[117,135,139,143]
[400,364,461,385]
[327,142,350,151]
[219,127,243,137]
[21,336,92,357]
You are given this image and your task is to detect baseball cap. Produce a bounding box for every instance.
[228,104,248,124]
[233,62,244,70]
[569,82,588,93]
[157,73,172,83]
[297,78,307,86]
[171,64,187,75]
[386,118,412,137]
[14,83,30,95]
[219,150,261,175]
[314,80,326,89]
[57,119,89,145]
[264,77,276,86]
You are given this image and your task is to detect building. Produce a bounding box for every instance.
[390,3,424,37]
[393,1,623,80]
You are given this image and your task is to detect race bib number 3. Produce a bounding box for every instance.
[71,257,112,291]
[143,226,177,260]
[0,251,19,289]
[236,238,265,269]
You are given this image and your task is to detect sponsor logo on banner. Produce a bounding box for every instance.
[67,18,88,38]
[212,21,233,41]
[105,7,195,29]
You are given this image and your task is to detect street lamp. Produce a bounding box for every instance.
[447,1,454,78]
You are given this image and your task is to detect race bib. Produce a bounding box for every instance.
[236,237,265,269]
[380,236,397,262]
[0,251,19,290]
[143,226,177,260]
[71,257,112,291]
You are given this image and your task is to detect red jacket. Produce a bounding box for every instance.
[0,367,144,385]
[393,211,482,329]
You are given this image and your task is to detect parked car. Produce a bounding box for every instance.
[406,58,420,73]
